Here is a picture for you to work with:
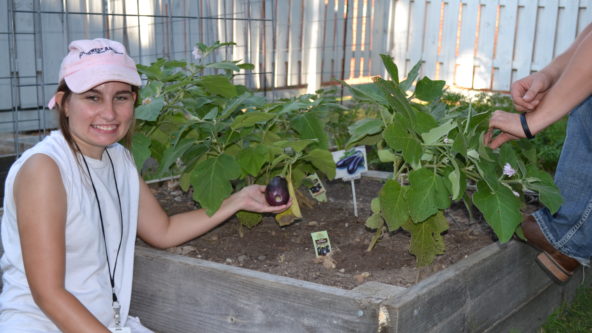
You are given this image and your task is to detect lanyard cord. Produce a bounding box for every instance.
[77,145,124,303]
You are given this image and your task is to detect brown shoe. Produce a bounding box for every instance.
[521,216,580,284]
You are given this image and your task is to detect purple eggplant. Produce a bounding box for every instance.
[346,155,364,174]
[265,176,290,206]
[336,151,362,169]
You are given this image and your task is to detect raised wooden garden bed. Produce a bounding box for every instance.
[129,171,591,332]
[130,239,590,332]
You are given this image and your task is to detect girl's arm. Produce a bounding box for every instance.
[14,154,109,332]
[137,177,289,249]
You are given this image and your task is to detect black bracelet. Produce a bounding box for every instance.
[520,112,535,139]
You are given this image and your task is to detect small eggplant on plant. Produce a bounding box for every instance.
[265,176,290,206]
[274,173,302,226]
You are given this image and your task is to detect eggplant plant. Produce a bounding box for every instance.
[132,42,336,228]
[345,55,562,266]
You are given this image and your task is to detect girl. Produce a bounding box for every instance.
[0,38,289,332]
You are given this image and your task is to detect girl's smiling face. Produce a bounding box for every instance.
[56,81,136,159]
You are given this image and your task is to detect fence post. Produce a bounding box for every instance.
[303,0,323,93]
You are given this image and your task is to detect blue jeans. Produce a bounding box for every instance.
[533,95,592,266]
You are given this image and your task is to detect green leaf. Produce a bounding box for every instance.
[429,100,447,121]
[345,82,389,106]
[527,182,563,215]
[190,154,241,215]
[366,212,385,230]
[131,133,151,171]
[273,139,317,152]
[451,130,468,157]
[473,181,522,242]
[447,164,466,201]
[351,132,382,147]
[198,75,237,98]
[137,60,165,80]
[414,111,438,134]
[163,59,187,69]
[373,78,414,118]
[379,180,409,231]
[139,81,163,101]
[377,148,397,163]
[237,211,263,229]
[303,149,336,179]
[380,54,399,83]
[291,112,329,149]
[421,119,457,145]
[402,211,448,266]
[203,107,219,120]
[407,168,451,222]
[473,158,500,191]
[393,112,415,133]
[179,171,191,192]
[205,61,241,71]
[278,100,309,114]
[231,111,275,130]
[238,63,255,70]
[346,118,384,146]
[135,97,164,121]
[498,144,520,173]
[383,121,422,167]
[370,197,381,213]
[179,143,209,167]
[219,92,254,120]
[467,149,480,160]
[237,145,269,177]
[400,61,421,92]
[415,77,446,101]
[156,138,196,177]
[524,166,563,214]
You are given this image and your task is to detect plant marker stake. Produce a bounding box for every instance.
[351,179,358,217]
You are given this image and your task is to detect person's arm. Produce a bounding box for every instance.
[137,177,290,249]
[14,154,109,333]
[526,29,592,132]
[511,23,592,111]
[486,25,592,148]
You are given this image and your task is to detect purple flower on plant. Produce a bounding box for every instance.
[503,163,516,177]
[192,46,202,60]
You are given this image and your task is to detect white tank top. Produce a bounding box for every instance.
[0,130,140,331]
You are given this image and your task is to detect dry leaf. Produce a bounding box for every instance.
[354,271,371,284]
[313,252,336,269]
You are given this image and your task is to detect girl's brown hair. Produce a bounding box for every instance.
[54,80,140,153]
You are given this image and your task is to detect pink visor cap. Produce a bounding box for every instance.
[48,38,142,109]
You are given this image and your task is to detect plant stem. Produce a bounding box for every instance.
[464,103,473,134]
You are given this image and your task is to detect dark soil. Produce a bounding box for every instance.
[143,176,504,290]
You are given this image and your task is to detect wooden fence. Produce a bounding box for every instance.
[290,0,592,92]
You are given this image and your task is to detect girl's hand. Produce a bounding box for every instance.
[230,184,292,214]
